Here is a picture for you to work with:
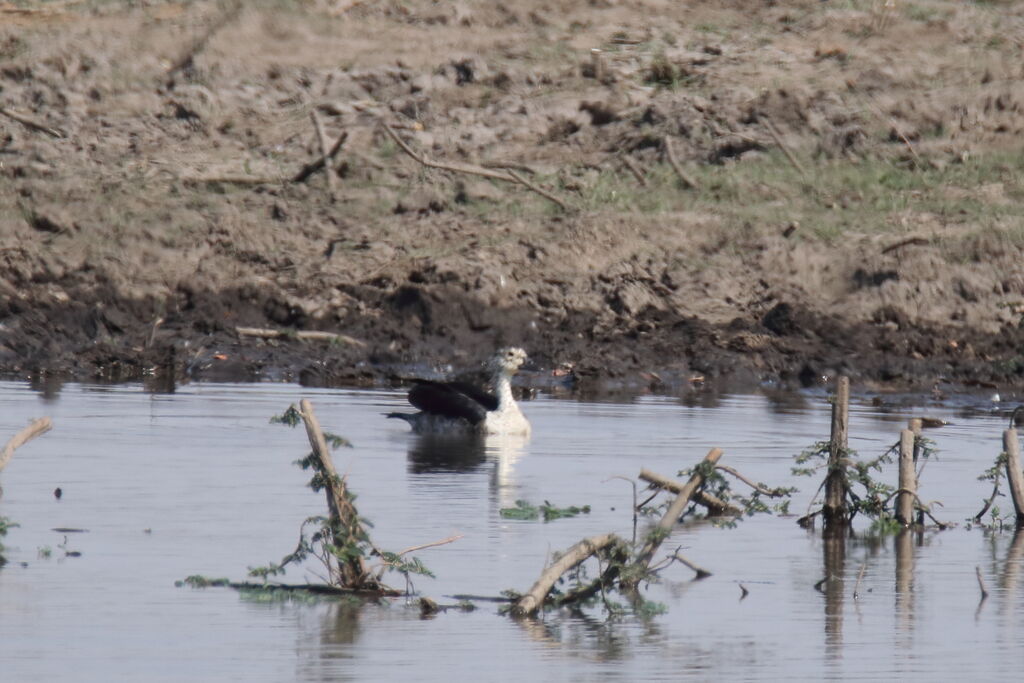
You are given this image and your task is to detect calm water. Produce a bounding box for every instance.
[0,380,1021,681]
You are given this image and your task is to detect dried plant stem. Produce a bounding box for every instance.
[292,130,349,183]
[763,117,807,177]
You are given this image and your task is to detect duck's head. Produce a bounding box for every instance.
[491,347,528,374]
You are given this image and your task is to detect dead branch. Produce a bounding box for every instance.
[619,154,647,186]
[0,106,66,139]
[976,566,989,600]
[310,111,338,198]
[236,326,365,348]
[182,174,281,186]
[974,478,1003,524]
[881,236,930,255]
[165,0,243,81]
[714,464,790,497]
[638,467,741,516]
[669,550,711,579]
[394,534,463,558]
[627,448,724,586]
[763,117,807,177]
[662,135,700,190]
[480,160,536,175]
[512,533,623,617]
[0,418,52,473]
[297,399,381,590]
[292,130,349,183]
[380,122,570,211]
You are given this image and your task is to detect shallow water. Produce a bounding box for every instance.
[0,380,1021,682]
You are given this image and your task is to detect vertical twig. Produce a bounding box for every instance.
[976,565,989,601]
[662,136,700,190]
[853,562,867,599]
[310,111,337,199]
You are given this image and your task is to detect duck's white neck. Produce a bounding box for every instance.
[493,368,517,412]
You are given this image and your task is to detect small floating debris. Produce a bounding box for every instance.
[51,527,88,533]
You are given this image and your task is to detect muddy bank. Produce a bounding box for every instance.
[2,1,1024,395]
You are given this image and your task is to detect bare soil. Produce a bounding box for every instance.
[2,0,1024,396]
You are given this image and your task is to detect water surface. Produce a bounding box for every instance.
[0,381,1020,681]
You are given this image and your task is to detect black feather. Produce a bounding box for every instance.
[408,381,491,424]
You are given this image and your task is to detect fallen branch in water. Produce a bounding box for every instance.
[511,533,624,617]
[236,326,365,348]
[0,418,52,473]
[380,122,570,211]
[639,467,741,516]
[715,464,790,497]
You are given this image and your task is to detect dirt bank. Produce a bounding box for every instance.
[2,0,1024,395]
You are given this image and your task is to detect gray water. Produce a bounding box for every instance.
[0,380,1021,682]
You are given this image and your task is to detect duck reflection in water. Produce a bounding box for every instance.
[405,431,529,509]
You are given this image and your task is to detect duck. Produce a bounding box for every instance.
[387,347,531,436]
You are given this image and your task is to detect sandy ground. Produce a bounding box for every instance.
[2,0,1024,395]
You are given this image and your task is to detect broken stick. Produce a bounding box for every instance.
[662,135,700,190]
[638,467,741,516]
[512,533,623,617]
[0,106,66,139]
[380,122,570,211]
[627,448,724,585]
[236,326,365,348]
[292,130,349,184]
[310,111,337,198]
[0,418,52,473]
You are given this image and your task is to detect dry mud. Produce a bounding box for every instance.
[2,0,1024,396]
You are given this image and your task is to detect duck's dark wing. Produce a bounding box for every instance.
[441,381,499,412]
[408,381,489,424]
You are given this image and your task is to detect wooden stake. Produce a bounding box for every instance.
[896,429,916,526]
[823,377,850,528]
[1003,428,1024,524]
[590,48,607,82]
[512,533,622,617]
[0,418,52,473]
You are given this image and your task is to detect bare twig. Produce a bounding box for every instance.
[763,117,807,177]
[0,418,52,473]
[853,562,867,599]
[394,534,463,558]
[236,326,365,348]
[605,475,638,544]
[881,236,930,255]
[292,130,349,183]
[380,122,570,211]
[976,565,989,600]
[310,111,337,198]
[620,155,647,186]
[715,464,790,497]
[662,136,700,189]
[0,106,65,138]
[670,550,712,579]
[165,0,243,81]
